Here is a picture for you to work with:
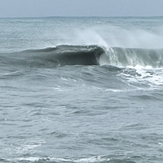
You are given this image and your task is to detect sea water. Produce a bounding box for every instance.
[0,17,163,163]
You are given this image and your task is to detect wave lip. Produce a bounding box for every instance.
[51,45,105,66]
[21,45,105,67]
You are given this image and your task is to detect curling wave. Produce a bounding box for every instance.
[0,45,105,68]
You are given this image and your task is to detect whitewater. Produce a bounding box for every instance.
[0,17,163,163]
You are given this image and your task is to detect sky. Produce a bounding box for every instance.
[0,0,163,18]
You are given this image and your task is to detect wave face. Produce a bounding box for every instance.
[0,45,104,68]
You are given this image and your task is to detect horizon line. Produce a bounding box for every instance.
[0,15,163,19]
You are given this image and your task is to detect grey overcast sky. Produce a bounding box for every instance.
[0,0,163,17]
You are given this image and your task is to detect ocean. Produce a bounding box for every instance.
[0,17,163,163]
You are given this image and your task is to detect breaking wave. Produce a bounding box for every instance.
[100,47,163,68]
[1,44,163,69]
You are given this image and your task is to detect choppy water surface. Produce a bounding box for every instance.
[0,17,163,163]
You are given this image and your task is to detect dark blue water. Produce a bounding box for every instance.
[0,17,163,163]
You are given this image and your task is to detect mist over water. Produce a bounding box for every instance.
[0,17,163,163]
[1,17,163,52]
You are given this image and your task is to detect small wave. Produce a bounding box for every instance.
[11,156,138,163]
[15,155,110,163]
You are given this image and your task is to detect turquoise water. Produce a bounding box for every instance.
[0,17,163,163]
